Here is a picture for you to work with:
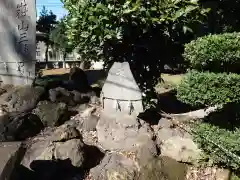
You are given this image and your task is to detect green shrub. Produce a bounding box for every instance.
[192,122,240,170]
[176,71,240,107]
[232,174,240,180]
[183,32,240,73]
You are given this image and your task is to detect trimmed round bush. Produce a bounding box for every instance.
[183,32,240,73]
[176,71,240,107]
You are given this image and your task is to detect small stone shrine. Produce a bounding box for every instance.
[101,62,143,116]
[0,0,36,85]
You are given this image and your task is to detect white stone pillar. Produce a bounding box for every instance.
[0,0,36,85]
[102,62,144,116]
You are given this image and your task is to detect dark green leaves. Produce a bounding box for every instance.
[184,32,240,73]
[192,122,240,170]
[177,71,240,107]
[61,0,208,62]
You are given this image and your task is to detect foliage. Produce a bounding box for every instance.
[37,6,57,35]
[61,0,208,61]
[192,121,240,170]
[176,71,240,108]
[61,0,209,100]
[50,17,75,62]
[231,173,240,180]
[200,0,240,33]
[37,6,57,65]
[183,32,240,73]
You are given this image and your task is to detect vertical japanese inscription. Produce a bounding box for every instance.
[0,0,36,85]
[16,0,29,54]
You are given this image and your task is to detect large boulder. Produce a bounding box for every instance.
[138,156,188,180]
[0,86,45,141]
[54,139,85,167]
[0,142,25,180]
[135,139,158,167]
[49,87,95,106]
[156,126,190,144]
[50,124,81,142]
[67,106,100,132]
[4,86,45,113]
[154,118,201,164]
[68,67,90,92]
[32,101,68,127]
[96,113,158,166]
[49,87,73,105]
[160,136,202,164]
[97,114,154,152]
[22,125,85,170]
[0,112,44,141]
[90,153,138,180]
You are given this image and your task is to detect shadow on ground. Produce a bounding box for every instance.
[138,108,162,126]
[157,90,196,114]
[203,103,240,130]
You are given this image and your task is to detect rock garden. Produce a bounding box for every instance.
[0,59,237,180]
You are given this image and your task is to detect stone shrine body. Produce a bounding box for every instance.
[0,0,36,85]
[101,62,144,116]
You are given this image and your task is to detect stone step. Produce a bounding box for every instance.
[0,142,25,180]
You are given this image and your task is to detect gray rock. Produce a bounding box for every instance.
[68,107,99,132]
[49,87,72,105]
[21,140,52,169]
[33,101,67,127]
[90,153,138,180]
[0,112,44,141]
[0,88,7,96]
[0,142,25,180]
[49,87,95,106]
[156,127,187,145]
[54,139,85,167]
[50,124,81,142]
[96,114,154,152]
[138,156,188,180]
[68,67,90,92]
[22,128,86,169]
[158,118,172,128]
[82,115,99,131]
[4,86,45,113]
[160,136,202,164]
[136,140,158,167]
[155,118,192,145]
[90,94,100,105]
[156,128,175,144]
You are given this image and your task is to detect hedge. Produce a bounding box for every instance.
[176,71,240,108]
[192,122,240,170]
[183,32,240,73]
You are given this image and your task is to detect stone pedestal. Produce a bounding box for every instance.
[0,0,36,85]
[102,62,143,116]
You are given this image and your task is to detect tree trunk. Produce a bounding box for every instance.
[63,51,67,69]
[45,42,49,69]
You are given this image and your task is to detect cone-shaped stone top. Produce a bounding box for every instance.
[102,62,142,100]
